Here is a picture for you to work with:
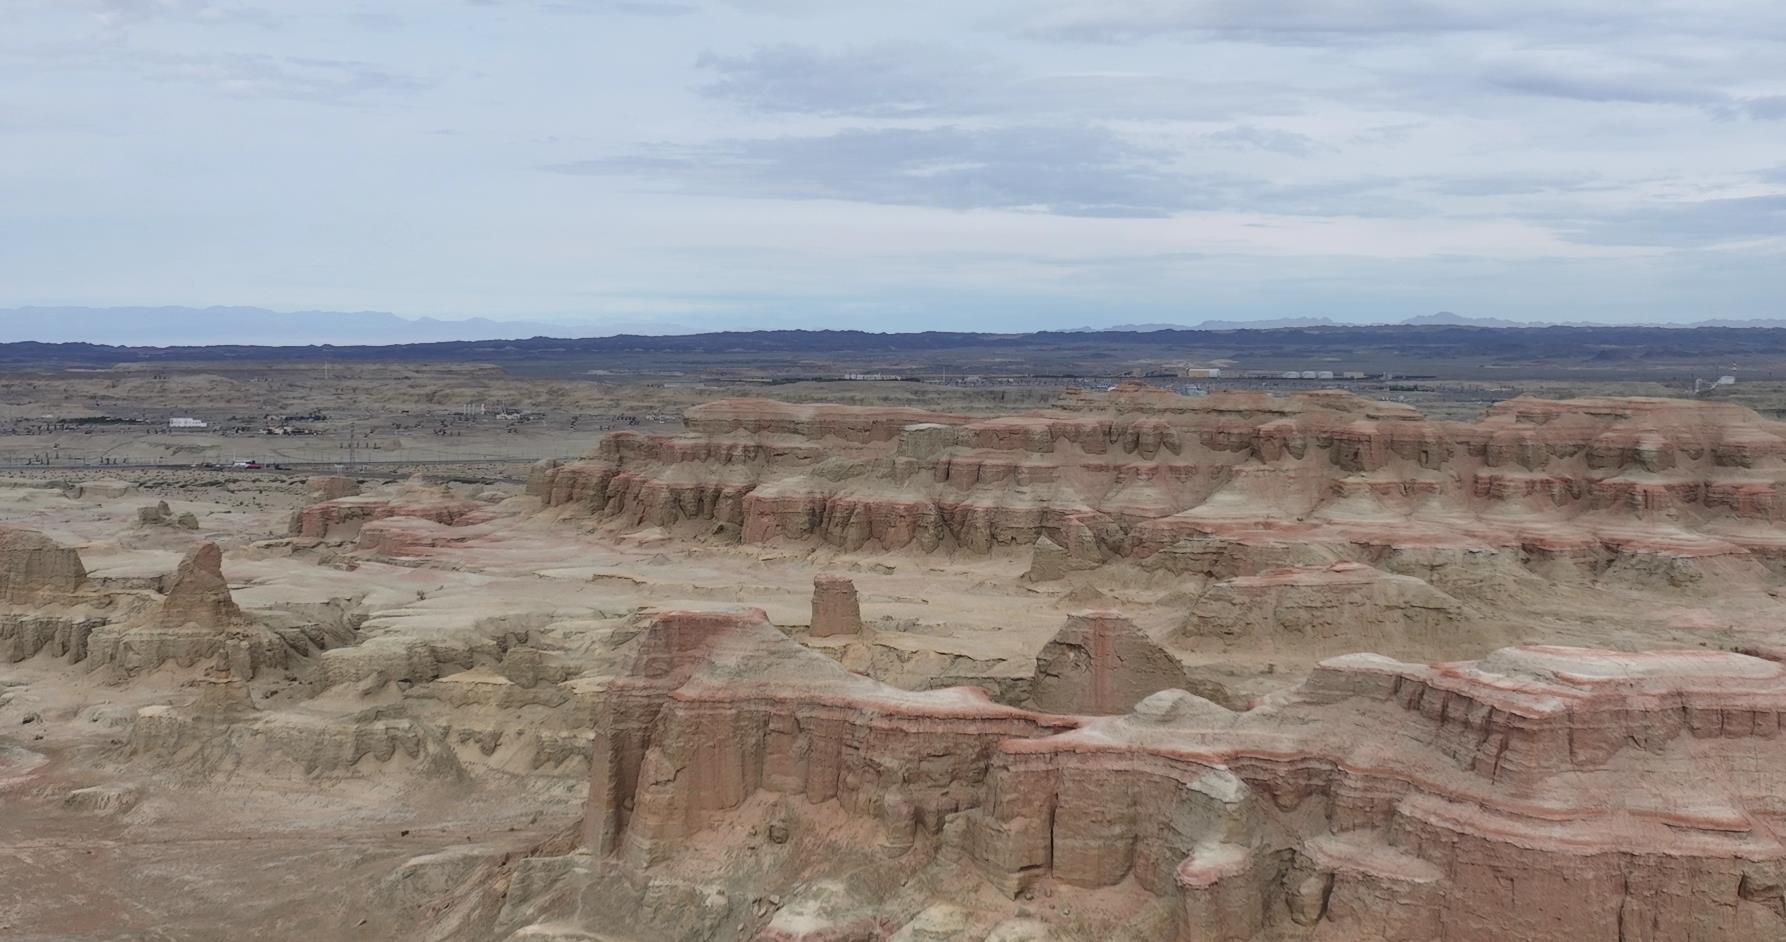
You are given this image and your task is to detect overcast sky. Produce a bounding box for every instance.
[4,0,1784,332]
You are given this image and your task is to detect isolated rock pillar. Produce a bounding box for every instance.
[811,574,863,637]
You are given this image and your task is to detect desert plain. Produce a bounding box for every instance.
[6,350,1786,941]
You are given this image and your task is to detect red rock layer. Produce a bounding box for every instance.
[290,486,494,555]
[530,389,1786,582]
[586,610,1786,941]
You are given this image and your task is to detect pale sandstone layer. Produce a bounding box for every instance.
[0,525,89,605]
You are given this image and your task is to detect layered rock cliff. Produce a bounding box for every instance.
[565,609,1786,942]
[528,387,1786,588]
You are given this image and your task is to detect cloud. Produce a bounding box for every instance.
[75,0,276,29]
[546,124,1432,218]
[468,0,697,15]
[1196,124,1330,155]
[550,125,1210,217]
[1422,172,1608,197]
[1471,48,1786,121]
[1561,195,1786,246]
[696,43,1005,117]
[694,41,1284,120]
[1017,0,1547,44]
[1743,96,1786,120]
[128,51,432,103]
[1014,0,1786,45]
[1483,63,1718,107]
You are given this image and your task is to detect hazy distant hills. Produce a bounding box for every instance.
[5,307,1784,346]
[0,307,688,345]
[1074,312,1786,331]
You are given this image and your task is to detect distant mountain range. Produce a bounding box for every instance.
[3,307,1784,346]
[1072,312,1786,331]
[0,307,690,345]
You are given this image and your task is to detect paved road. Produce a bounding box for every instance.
[0,457,553,472]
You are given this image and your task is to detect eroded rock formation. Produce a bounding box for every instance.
[531,389,1786,593]
[290,478,496,555]
[156,542,244,629]
[0,526,88,605]
[556,609,1786,942]
[1178,561,1468,657]
[1028,610,1189,715]
[810,574,863,637]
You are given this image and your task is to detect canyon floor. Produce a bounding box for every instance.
[5,368,1786,941]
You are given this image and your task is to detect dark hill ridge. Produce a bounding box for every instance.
[1,325,1781,380]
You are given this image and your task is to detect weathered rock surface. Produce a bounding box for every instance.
[0,526,89,605]
[1028,610,1191,715]
[137,500,199,529]
[533,389,1786,594]
[156,542,244,630]
[307,475,361,502]
[809,574,862,637]
[550,610,1786,942]
[290,479,497,555]
[1179,561,1468,657]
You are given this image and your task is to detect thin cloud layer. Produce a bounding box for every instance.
[2,0,1782,327]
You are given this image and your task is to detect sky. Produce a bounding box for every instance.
[3,0,1785,333]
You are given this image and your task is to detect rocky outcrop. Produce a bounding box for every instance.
[1,613,106,663]
[1028,610,1190,715]
[137,501,199,529]
[307,475,361,502]
[290,480,495,551]
[0,527,88,605]
[532,390,1786,591]
[128,700,466,780]
[1178,562,1467,657]
[79,543,341,679]
[810,574,862,637]
[562,615,1786,942]
[579,609,1076,863]
[155,542,244,630]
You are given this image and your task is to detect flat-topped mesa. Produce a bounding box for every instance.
[0,526,88,606]
[809,574,862,637]
[0,528,103,665]
[531,390,1786,583]
[156,542,245,629]
[577,632,1786,942]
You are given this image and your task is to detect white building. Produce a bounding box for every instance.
[169,417,208,429]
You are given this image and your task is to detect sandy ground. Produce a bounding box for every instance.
[6,374,1786,940]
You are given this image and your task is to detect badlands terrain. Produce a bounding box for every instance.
[6,376,1786,940]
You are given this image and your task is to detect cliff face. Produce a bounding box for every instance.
[0,526,88,605]
[581,609,1786,942]
[529,388,1786,585]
